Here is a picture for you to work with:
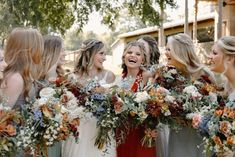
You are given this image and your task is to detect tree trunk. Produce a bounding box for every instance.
[158,4,165,47]
[193,0,198,43]
[184,0,189,35]
[215,0,223,40]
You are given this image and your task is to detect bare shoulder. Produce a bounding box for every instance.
[142,70,152,79]
[5,73,24,87]
[1,72,24,107]
[105,70,116,84]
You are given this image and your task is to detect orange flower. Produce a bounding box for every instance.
[144,128,157,138]
[227,136,234,145]
[215,109,223,117]
[219,121,231,136]
[227,111,235,119]
[92,87,106,94]
[192,114,201,129]
[213,136,223,146]
[41,105,53,118]
[130,111,136,117]
[70,118,80,126]
[5,124,16,136]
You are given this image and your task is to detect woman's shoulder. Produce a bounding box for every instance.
[142,70,152,78]
[3,72,24,86]
[103,69,115,84]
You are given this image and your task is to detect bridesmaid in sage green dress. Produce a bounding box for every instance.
[39,35,65,157]
[163,33,216,157]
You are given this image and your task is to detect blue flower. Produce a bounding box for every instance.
[91,94,105,100]
[33,109,44,127]
[198,115,211,136]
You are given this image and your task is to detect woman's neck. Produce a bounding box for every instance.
[47,64,57,80]
[88,67,102,78]
[126,67,140,77]
[225,67,235,91]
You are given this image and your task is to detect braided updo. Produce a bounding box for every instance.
[74,39,104,76]
[217,36,235,55]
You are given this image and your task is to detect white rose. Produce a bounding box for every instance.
[168,69,177,74]
[35,97,48,107]
[134,91,150,103]
[67,73,78,82]
[183,85,202,99]
[209,92,218,103]
[183,85,198,94]
[40,87,56,98]
[164,95,175,103]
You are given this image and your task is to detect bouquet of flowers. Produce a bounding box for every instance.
[192,93,234,156]
[0,96,21,156]
[139,65,188,147]
[15,79,82,156]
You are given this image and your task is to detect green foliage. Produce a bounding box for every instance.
[0,0,76,35]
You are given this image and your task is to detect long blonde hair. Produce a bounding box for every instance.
[3,27,43,97]
[74,39,104,76]
[39,35,63,79]
[121,41,147,73]
[167,33,203,73]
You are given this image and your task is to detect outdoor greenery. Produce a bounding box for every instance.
[0,0,177,48]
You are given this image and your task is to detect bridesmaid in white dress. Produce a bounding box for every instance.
[62,39,116,157]
[209,36,235,157]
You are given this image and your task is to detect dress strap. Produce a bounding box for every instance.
[122,69,143,92]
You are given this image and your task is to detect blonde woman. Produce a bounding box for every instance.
[62,39,116,157]
[117,41,154,157]
[164,33,215,157]
[38,35,64,157]
[39,35,64,81]
[209,36,235,157]
[1,28,43,109]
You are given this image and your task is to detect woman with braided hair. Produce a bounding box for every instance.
[209,36,235,157]
[62,39,116,157]
[158,33,215,157]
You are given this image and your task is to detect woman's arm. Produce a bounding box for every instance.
[143,70,152,86]
[1,73,24,108]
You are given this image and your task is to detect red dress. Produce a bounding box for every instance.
[117,69,156,157]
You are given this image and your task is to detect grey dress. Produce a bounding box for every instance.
[168,126,205,157]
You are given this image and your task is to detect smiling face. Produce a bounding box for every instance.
[93,47,106,69]
[165,43,183,69]
[209,44,226,73]
[123,45,144,69]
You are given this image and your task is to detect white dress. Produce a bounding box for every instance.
[62,72,117,157]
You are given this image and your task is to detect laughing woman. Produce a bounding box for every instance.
[62,39,116,157]
[116,41,154,157]
[164,33,215,157]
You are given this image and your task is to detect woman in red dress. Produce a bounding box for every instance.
[117,41,156,157]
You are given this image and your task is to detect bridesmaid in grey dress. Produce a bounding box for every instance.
[162,33,216,157]
[39,35,65,157]
[0,28,44,156]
